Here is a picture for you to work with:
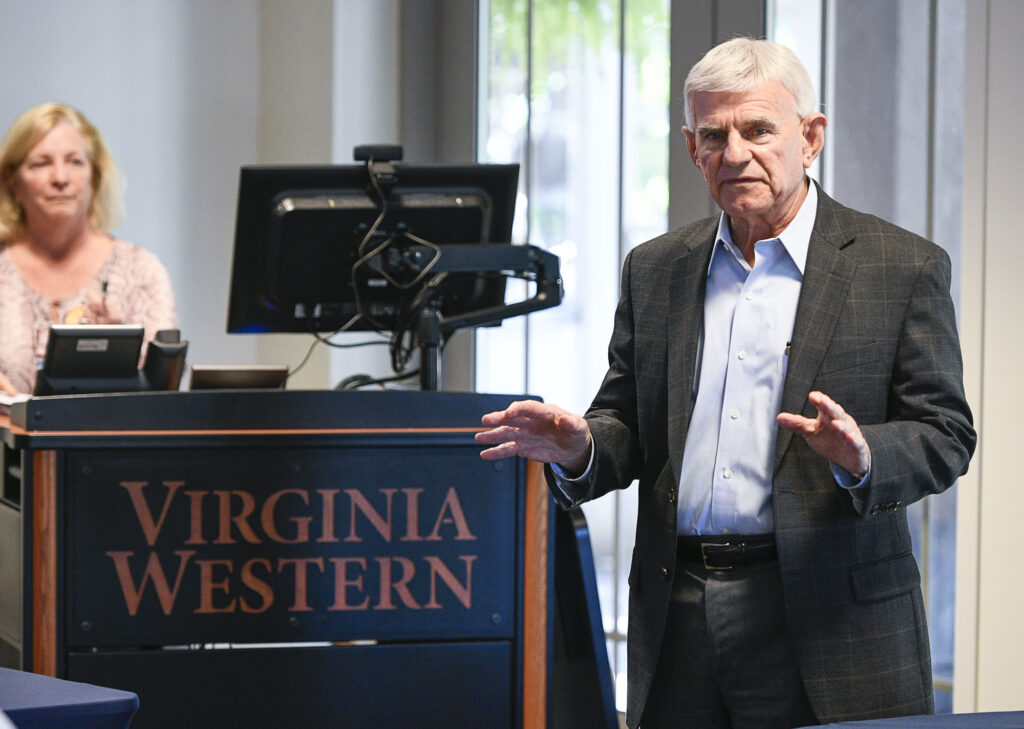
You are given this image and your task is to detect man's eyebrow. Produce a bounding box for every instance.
[695,124,723,136]
[743,116,778,130]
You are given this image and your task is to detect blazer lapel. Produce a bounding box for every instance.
[774,190,858,474]
[668,230,715,482]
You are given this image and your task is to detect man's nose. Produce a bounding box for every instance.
[721,132,751,166]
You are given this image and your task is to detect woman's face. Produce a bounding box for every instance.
[12,120,94,231]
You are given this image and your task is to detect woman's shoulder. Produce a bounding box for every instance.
[0,241,21,277]
[109,238,169,273]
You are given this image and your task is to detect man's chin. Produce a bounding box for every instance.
[719,198,770,220]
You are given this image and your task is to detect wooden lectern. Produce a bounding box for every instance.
[1,391,552,729]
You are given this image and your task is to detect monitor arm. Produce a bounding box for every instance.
[397,243,564,390]
[417,243,563,334]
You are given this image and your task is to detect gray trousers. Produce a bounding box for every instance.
[641,554,818,729]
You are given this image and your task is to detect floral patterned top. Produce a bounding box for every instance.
[0,238,177,393]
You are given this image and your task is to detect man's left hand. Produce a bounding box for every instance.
[777,390,871,478]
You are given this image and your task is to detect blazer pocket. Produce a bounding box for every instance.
[819,340,881,376]
[850,551,921,603]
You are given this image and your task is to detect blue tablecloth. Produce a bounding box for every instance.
[812,711,1024,728]
[0,668,138,729]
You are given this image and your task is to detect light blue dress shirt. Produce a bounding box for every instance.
[676,184,817,535]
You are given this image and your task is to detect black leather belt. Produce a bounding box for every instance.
[677,534,777,571]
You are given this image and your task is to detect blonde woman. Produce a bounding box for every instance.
[0,103,176,394]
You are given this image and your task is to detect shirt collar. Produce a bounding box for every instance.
[708,179,818,276]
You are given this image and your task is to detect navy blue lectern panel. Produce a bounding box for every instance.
[68,642,511,729]
[66,441,514,647]
[0,667,138,729]
[808,712,1024,728]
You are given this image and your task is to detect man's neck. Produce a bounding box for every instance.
[727,179,810,264]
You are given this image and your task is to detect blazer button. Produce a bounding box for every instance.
[660,567,670,580]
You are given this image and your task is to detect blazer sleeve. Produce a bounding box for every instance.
[569,245,665,504]
[855,247,976,514]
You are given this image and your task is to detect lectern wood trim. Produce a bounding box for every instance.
[31,449,58,676]
[523,459,548,728]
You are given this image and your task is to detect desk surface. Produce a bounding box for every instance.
[0,667,139,729]
[813,711,1024,728]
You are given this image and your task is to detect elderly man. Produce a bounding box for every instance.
[476,37,975,729]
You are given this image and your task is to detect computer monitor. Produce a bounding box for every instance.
[226,161,519,336]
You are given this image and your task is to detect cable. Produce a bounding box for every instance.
[335,368,420,391]
[284,315,390,384]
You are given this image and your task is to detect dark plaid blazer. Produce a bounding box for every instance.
[555,185,976,728]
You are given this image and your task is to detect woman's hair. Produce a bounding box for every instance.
[0,102,124,240]
[684,37,817,130]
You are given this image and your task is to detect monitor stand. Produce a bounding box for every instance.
[417,307,442,391]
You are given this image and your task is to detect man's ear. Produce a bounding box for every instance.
[683,126,698,165]
[801,113,828,167]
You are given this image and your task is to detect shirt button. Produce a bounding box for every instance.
[737,350,747,360]
[730,409,740,420]
[745,292,754,301]
[723,468,733,479]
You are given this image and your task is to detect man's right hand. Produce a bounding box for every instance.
[476,399,592,476]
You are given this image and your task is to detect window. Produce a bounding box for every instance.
[478,0,669,710]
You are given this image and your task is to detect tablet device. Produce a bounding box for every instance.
[33,325,146,395]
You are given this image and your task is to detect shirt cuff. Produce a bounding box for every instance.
[830,461,869,490]
[549,441,596,504]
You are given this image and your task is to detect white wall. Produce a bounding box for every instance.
[1,0,263,370]
[1,0,403,390]
[956,0,1024,713]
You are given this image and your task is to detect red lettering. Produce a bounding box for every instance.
[196,559,235,613]
[401,488,424,542]
[328,557,370,610]
[426,488,476,541]
[344,489,395,543]
[185,490,207,544]
[106,550,195,615]
[375,556,419,610]
[316,489,339,543]
[424,555,475,609]
[119,481,184,546]
[240,558,275,613]
[214,490,259,544]
[277,557,324,611]
[262,489,311,544]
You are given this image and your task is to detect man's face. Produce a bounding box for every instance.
[684,81,825,234]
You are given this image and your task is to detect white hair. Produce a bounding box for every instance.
[683,37,816,129]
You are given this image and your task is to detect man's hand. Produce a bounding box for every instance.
[777,390,871,478]
[476,399,592,476]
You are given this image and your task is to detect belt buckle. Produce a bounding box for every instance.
[700,541,733,571]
